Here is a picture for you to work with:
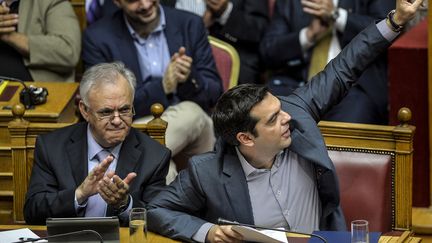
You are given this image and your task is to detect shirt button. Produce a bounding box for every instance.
[148,43,153,48]
[152,61,157,66]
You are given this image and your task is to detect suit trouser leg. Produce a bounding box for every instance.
[134,101,215,183]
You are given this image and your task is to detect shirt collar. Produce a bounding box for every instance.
[124,5,167,42]
[87,124,122,161]
[235,147,285,178]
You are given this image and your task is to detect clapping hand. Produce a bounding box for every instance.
[162,47,193,94]
[75,155,113,204]
[98,171,137,208]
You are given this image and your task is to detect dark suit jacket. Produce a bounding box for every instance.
[161,0,269,84]
[82,7,223,117]
[24,122,171,225]
[260,0,394,123]
[147,23,393,241]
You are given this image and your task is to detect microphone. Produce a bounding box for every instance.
[12,229,104,243]
[0,75,27,88]
[0,75,48,109]
[218,218,327,243]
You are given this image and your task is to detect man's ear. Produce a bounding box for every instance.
[236,132,254,147]
[79,101,90,122]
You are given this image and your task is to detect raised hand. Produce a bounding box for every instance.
[393,0,425,26]
[301,0,335,23]
[175,47,192,83]
[75,155,114,204]
[162,46,193,94]
[0,3,18,35]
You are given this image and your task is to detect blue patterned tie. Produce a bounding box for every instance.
[87,0,102,25]
[85,149,111,217]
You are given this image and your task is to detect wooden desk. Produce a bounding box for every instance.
[1,225,429,243]
[0,82,79,223]
[0,225,180,243]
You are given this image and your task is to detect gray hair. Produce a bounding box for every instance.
[80,62,136,105]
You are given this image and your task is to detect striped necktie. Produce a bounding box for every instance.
[87,0,102,25]
[85,149,111,217]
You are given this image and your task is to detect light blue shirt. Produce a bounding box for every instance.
[74,125,132,220]
[124,6,170,82]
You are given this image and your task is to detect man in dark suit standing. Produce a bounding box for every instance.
[260,0,394,124]
[83,0,222,183]
[24,62,170,226]
[147,0,423,242]
[160,0,269,84]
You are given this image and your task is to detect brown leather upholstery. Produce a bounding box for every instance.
[268,0,276,18]
[329,150,392,232]
[319,107,415,232]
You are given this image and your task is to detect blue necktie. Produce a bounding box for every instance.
[85,149,111,217]
[87,0,102,25]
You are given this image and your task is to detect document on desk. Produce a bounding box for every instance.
[231,225,288,243]
[0,228,47,243]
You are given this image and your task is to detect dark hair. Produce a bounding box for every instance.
[212,84,269,146]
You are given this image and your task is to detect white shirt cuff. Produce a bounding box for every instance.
[376,19,400,42]
[192,223,215,243]
[216,2,233,25]
[300,27,314,52]
[335,8,348,32]
[74,193,87,212]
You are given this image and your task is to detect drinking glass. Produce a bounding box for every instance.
[129,208,147,243]
[351,219,369,243]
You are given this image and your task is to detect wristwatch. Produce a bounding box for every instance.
[386,10,403,32]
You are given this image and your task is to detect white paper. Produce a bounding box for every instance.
[231,225,289,243]
[0,228,48,243]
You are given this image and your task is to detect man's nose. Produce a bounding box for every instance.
[110,111,123,125]
[139,0,154,9]
[282,111,291,124]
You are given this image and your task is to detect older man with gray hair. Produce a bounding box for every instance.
[24,62,170,226]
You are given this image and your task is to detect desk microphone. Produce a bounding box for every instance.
[0,75,48,109]
[12,229,104,243]
[218,218,327,243]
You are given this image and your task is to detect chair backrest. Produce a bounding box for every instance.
[70,0,86,81]
[8,103,167,223]
[318,108,415,232]
[70,0,86,31]
[208,36,240,91]
[268,0,276,18]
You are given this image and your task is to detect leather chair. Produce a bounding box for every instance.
[319,108,415,232]
[208,36,240,91]
[268,0,276,18]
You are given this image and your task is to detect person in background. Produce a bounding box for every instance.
[260,0,394,124]
[0,0,81,82]
[82,0,222,183]
[161,0,269,84]
[147,0,423,242]
[24,62,170,226]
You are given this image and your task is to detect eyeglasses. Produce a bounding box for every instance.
[85,105,135,121]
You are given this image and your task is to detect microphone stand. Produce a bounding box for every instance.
[12,229,104,243]
[218,218,327,243]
